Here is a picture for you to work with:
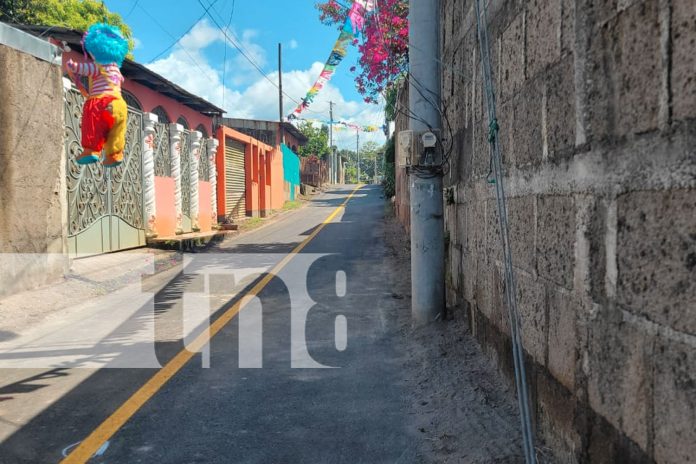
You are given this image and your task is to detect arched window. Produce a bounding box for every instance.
[151,106,170,124]
[195,124,209,138]
[176,116,190,129]
[122,90,142,110]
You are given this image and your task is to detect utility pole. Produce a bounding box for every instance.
[356,129,360,183]
[409,0,444,325]
[329,101,334,183]
[374,150,378,184]
[278,43,284,145]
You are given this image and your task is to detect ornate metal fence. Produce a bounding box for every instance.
[64,86,146,256]
[199,138,211,182]
[153,121,171,177]
[180,129,192,232]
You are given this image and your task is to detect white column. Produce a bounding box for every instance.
[190,130,202,232]
[62,77,72,99]
[143,113,158,238]
[170,123,184,235]
[208,138,220,228]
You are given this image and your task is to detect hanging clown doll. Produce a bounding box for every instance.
[65,23,129,167]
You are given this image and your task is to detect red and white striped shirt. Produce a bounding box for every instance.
[66,61,123,97]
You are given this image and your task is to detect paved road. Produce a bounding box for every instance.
[0,185,419,463]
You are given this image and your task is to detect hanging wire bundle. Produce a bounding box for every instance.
[474,0,538,462]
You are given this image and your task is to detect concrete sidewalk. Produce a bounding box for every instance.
[0,249,182,340]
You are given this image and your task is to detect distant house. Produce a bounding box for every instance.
[218,118,308,154]
[216,118,307,216]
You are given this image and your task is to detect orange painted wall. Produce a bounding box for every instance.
[270,148,285,210]
[216,126,286,221]
[154,177,176,237]
[198,181,212,232]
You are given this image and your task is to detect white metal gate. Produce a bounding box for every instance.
[64,88,146,256]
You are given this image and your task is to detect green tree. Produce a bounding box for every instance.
[296,121,330,159]
[340,142,385,183]
[382,135,395,197]
[358,141,381,181]
[0,0,134,54]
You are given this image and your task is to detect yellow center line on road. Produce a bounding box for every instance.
[61,185,364,464]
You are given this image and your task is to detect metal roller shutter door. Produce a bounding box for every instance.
[225,139,246,221]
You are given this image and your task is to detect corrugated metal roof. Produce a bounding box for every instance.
[12,24,226,116]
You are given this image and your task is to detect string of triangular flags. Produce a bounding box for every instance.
[287,0,375,120]
[291,117,381,133]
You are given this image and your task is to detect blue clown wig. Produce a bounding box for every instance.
[83,23,129,66]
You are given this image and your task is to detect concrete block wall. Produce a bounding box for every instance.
[0,42,68,297]
[439,0,696,462]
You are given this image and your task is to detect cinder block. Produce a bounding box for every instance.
[472,105,491,179]
[497,101,513,167]
[616,1,661,136]
[508,196,537,273]
[474,257,496,321]
[466,199,486,258]
[547,288,580,390]
[584,19,616,143]
[588,308,653,451]
[526,0,562,78]
[516,272,547,365]
[546,56,576,158]
[486,196,536,273]
[456,202,467,250]
[617,189,696,334]
[654,339,696,464]
[586,0,619,26]
[486,198,503,263]
[671,0,696,121]
[494,268,511,337]
[536,368,582,463]
[447,244,462,304]
[561,0,575,55]
[511,79,543,167]
[500,13,525,102]
[537,195,576,289]
[587,197,609,302]
[454,126,473,183]
[463,250,475,304]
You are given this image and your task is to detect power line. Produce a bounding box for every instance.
[198,0,331,117]
[124,0,140,19]
[136,2,217,83]
[222,0,235,109]
[147,0,220,63]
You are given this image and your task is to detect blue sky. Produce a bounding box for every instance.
[105,0,386,148]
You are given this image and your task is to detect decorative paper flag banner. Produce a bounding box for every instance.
[288,0,375,119]
[291,117,380,133]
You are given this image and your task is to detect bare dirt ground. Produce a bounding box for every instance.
[383,205,526,463]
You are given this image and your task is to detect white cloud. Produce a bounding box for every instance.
[132,37,143,50]
[145,19,385,149]
[228,28,268,86]
[288,39,298,50]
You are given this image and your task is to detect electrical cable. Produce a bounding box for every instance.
[136,2,218,83]
[372,0,453,174]
[124,0,140,19]
[147,0,220,63]
[474,0,537,462]
[198,0,331,117]
[222,0,235,109]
